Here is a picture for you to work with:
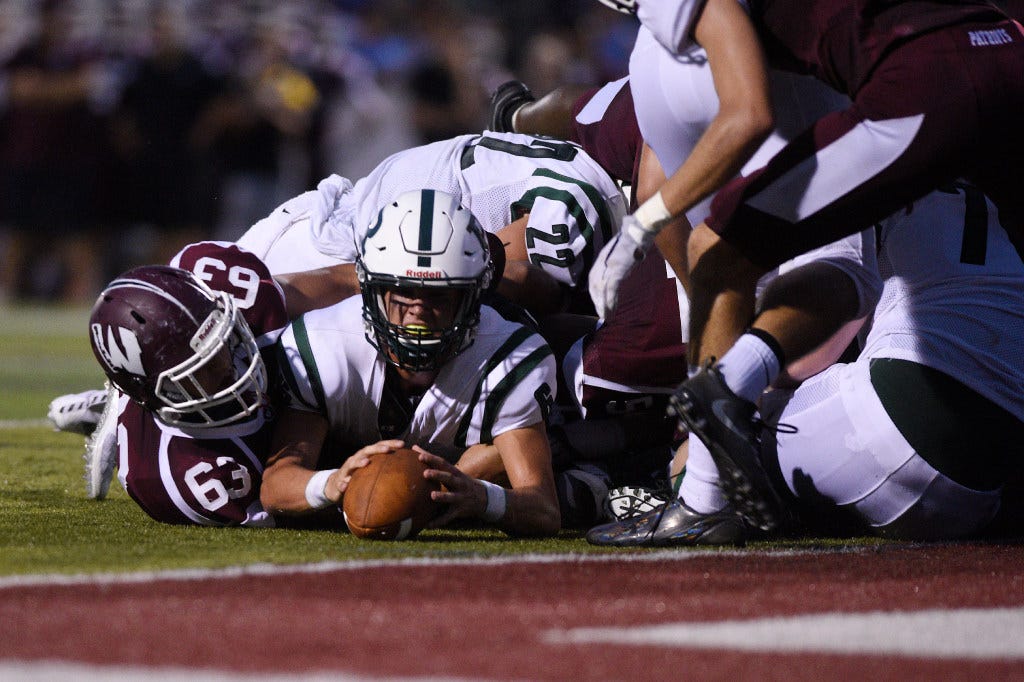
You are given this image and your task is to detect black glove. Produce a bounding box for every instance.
[489,80,535,133]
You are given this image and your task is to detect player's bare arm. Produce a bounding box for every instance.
[494,214,569,315]
[263,407,401,514]
[453,443,507,483]
[513,85,592,138]
[637,143,692,292]
[275,263,360,319]
[261,408,330,513]
[655,0,773,220]
[421,423,560,537]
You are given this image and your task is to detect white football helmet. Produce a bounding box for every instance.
[597,0,638,14]
[356,189,492,371]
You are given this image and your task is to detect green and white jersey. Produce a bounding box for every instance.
[275,296,557,463]
[312,132,626,289]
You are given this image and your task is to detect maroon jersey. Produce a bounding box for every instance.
[569,78,643,200]
[170,241,288,344]
[563,82,687,422]
[576,253,687,419]
[117,396,274,526]
[753,0,1005,94]
[119,242,294,526]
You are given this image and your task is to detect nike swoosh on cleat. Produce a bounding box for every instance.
[710,398,747,437]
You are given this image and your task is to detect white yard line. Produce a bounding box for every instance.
[0,547,847,590]
[544,606,1024,660]
[0,661,470,682]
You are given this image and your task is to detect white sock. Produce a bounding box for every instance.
[677,437,729,513]
[717,333,781,404]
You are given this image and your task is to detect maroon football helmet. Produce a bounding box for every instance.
[88,265,267,429]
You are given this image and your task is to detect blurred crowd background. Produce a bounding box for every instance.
[0,0,637,304]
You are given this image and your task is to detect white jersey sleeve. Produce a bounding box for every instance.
[312,138,470,262]
[235,174,354,275]
[458,132,627,288]
[275,300,556,463]
[432,306,556,449]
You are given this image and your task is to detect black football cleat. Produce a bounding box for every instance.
[586,499,746,547]
[669,364,785,532]
[488,80,535,133]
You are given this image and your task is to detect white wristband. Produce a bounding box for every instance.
[478,479,507,523]
[632,191,672,234]
[304,468,338,510]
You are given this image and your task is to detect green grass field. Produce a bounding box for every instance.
[0,304,885,578]
[0,304,622,576]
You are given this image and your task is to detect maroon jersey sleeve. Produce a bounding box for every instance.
[118,399,274,526]
[170,241,288,339]
[569,79,643,192]
[757,0,1005,94]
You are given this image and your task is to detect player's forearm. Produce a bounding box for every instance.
[263,409,331,513]
[276,263,360,319]
[515,86,591,139]
[493,485,561,537]
[649,0,773,225]
[656,110,771,224]
[260,448,335,512]
[456,443,506,482]
[485,425,560,535]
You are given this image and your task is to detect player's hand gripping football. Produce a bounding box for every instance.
[326,439,402,502]
[588,213,656,319]
[417,447,490,528]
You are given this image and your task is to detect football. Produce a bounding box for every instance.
[342,447,440,540]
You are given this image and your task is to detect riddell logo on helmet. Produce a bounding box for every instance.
[405,270,443,278]
[190,313,220,351]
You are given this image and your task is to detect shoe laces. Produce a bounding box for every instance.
[752,416,798,436]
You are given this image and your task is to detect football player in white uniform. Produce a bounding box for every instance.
[262,190,561,537]
[589,183,1024,545]
[232,130,627,318]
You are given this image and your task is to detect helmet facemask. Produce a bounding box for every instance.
[360,273,482,372]
[153,291,268,429]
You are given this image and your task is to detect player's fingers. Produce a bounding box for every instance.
[357,440,404,458]
[423,467,463,490]
[419,451,456,473]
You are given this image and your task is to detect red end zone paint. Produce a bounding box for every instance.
[1,545,1023,680]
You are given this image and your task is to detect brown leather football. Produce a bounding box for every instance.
[342,447,440,540]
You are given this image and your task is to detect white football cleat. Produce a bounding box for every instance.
[47,388,108,435]
[604,485,672,521]
[84,383,120,500]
